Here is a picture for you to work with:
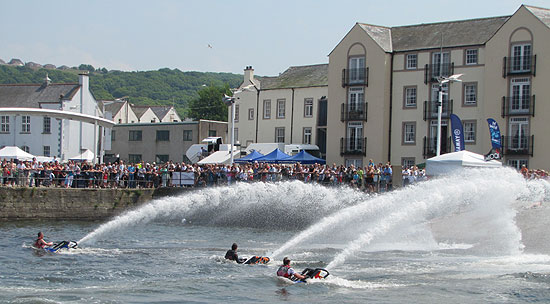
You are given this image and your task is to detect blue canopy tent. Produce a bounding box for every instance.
[234,150,264,163]
[280,150,326,165]
[253,148,291,163]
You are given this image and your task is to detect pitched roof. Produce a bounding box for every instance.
[104,101,125,116]
[130,105,152,119]
[0,83,80,108]
[260,64,328,90]
[524,5,550,29]
[356,16,509,53]
[149,106,173,120]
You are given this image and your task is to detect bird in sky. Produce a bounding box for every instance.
[208,44,213,49]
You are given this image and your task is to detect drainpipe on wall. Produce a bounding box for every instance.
[388,53,394,163]
[290,88,295,143]
[252,81,260,143]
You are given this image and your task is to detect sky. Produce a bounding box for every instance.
[1,0,549,76]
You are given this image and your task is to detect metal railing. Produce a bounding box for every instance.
[501,95,535,117]
[502,55,536,77]
[423,136,452,158]
[423,99,453,121]
[342,68,368,87]
[502,135,534,156]
[424,62,454,84]
[341,102,368,121]
[340,137,367,156]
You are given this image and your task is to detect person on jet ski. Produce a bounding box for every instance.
[34,232,53,249]
[225,243,245,264]
[276,257,306,280]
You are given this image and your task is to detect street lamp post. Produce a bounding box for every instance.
[224,85,255,164]
[436,74,462,156]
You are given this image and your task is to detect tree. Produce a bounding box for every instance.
[187,84,231,121]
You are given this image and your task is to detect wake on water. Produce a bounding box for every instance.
[79,167,550,271]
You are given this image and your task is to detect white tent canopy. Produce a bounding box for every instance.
[426,150,502,176]
[0,146,35,161]
[69,149,95,162]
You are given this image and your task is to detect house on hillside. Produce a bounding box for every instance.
[0,73,108,161]
[8,59,24,66]
[231,65,328,158]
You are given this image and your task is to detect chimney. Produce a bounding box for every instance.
[244,66,254,84]
[78,71,89,93]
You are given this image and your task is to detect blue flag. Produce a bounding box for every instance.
[485,118,502,161]
[450,114,465,152]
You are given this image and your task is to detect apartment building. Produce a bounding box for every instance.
[327,4,550,170]
[232,65,328,157]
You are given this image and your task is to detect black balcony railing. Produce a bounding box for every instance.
[341,102,368,122]
[423,100,453,121]
[502,135,534,156]
[342,68,368,87]
[502,55,536,77]
[501,95,535,117]
[423,136,452,158]
[424,63,454,84]
[340,137,367,156]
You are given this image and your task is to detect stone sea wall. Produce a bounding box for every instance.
[0,187,190,220]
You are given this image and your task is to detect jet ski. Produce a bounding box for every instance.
[291,268,330,283]
[40,241,78,253]
[242,256,270,265]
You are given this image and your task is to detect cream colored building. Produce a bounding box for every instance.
[103,100,181,124]
[232,65,328,157]
[327,4,550,170]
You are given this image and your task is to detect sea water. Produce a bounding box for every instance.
[3,167,550,303]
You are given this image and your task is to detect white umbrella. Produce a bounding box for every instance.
[0,146,35,161]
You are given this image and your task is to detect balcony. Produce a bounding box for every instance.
[423,100,453,121]
[340,137,367,156]
[502,55,536,77]
[501,95,535,117]
[341,102,368,122]
[423,136,452,158]
[424,62,454,84]
[342,68,369,87]
[502,135,534,156]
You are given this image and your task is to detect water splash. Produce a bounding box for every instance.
[78,181,367,245]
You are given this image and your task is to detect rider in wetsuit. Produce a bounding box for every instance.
[276,257,306,280]
[225,243,245,264]
[34,232,53,249]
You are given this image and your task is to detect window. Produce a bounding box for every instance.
[402,158,415,169]
[464,83,477,106]
[275,127,285,143]
[404,87,417,108]
[263,99,271,119]
[129,154,142,163]
[463,121,476,143]
[43,117,51,134]
[234,128,239,142]
[303,127,312,144]
[1,116,9,133]
[129,130,142,141]
[43,146,50,157]
[21,115,30,133]
[406,54,418,69]
[511,44,532,73]
[156,155,169,163]
[234,105,239,121]
[156,130,170,141]
[348,57,366,83]
[277,99,286,118]
[465,49,478,65]
[304,98,313,117]
[403,122,416,144]
[507,159,528,170]
[208,130,217,137]
[111,130,116,141]
[21,145,30,153]
[183,130,193,141]
[248,108,254,120]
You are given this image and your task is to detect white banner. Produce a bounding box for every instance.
[171,172,195,186]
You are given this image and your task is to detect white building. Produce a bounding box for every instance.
[0,73,107,161]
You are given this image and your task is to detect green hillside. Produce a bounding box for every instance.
[0,65,243,119]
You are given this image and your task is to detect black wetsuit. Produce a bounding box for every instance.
[225,249,244,263]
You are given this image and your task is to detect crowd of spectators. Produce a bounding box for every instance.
[0,157,395,192]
